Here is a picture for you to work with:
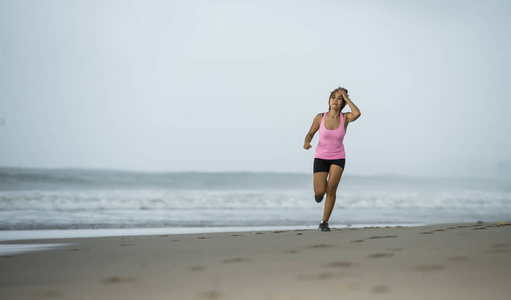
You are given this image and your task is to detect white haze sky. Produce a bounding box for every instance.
[1,0,511,178]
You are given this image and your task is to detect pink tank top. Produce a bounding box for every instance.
[315,112,346,160]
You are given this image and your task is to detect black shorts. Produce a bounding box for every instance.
[313,158,346,173]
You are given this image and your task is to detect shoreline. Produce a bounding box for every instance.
[0,223,427,242]
[1,222,510,299]
[0,224,426,256]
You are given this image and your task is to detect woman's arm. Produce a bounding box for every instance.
[303,113,322,150]
[340,90,361,123]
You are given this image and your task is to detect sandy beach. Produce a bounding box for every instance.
[1,223,510,300]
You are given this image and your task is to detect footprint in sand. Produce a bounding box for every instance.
[368,253,394,258]
[327,261,357,268]
[101,276,137,284]
[311,244,334,248]
[484,244,510,254]
[189,266,207,271]
[369,235,398,239]
[222,258,247,263]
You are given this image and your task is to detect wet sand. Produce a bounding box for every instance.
[1,223,510,299]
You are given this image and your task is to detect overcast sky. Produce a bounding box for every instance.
[1,0,510,178]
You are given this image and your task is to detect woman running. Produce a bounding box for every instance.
[303,87,361,231]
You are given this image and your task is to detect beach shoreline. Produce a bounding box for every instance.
[0,223,426,242]
[1,222,510,299]
[0,224,424,256]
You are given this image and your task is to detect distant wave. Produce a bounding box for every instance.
[1,189,509,211]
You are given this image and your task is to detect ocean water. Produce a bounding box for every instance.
[1,167,510,230]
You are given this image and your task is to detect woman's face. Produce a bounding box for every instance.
[329,91,344,110]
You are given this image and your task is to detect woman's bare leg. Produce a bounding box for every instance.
[313,172,328,202]
[322,165,344,222]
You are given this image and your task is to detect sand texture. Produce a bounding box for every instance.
[1,223,510,299]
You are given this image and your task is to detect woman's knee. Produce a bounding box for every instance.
[326,184,338,195]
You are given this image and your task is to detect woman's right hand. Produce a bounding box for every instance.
[303,142,312,150]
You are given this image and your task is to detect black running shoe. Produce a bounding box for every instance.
[315,195,324,203]
[319,222,331,232]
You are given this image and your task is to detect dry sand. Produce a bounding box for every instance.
[1,223,510,300]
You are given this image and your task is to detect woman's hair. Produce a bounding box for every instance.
[328,87,348,111]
